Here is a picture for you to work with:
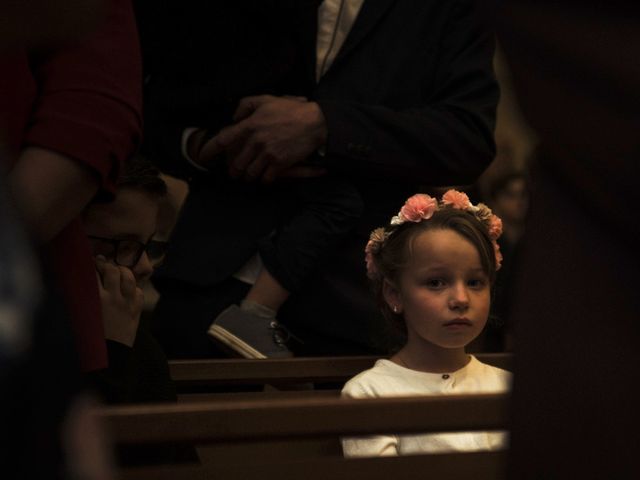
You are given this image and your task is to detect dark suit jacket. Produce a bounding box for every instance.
[139,0,498,353]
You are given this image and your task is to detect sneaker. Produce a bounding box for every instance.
[208,304,294,358]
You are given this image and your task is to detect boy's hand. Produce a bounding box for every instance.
[95,255,143,347]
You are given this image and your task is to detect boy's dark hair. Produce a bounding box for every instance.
[117,155,167,198]
[370,208,497,334]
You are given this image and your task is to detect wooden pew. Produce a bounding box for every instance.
[120,451,508,480]
[100,393,510,479]
[170,352,512,398]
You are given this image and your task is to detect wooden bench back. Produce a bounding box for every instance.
[102,393,508,445]
[103,393,509,479]
[108,354,512,477]
[170,352,512,392]
[119,451,507,480]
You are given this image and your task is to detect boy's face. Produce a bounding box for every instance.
[494,178,528,224]
[83,187,159,286]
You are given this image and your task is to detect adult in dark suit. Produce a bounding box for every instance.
[138,0,499,357]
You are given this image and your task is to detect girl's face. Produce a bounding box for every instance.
[384,228,490,352]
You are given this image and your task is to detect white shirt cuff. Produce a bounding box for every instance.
[181,127,209,172]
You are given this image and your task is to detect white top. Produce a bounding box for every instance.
[341,356,512,458]
[316,0,365,80]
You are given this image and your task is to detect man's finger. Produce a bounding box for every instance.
[233,95,274,122]
[198,122,248,164]
[282,95,308,102]
[264,165,328,183]
[228,140,260,179]
[244,151,271,182]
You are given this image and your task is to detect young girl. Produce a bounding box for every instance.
[342,190,512,457]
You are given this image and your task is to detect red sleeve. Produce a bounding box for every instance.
[23,0,142,197]
[47,221,108,372]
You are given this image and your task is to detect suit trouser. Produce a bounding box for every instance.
[151,274,393,359]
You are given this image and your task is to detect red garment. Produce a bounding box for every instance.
[0,0,142,371]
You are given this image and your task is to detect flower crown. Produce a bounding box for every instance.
[365,190,503,279]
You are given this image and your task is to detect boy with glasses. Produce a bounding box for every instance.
[83,157,196,464]
[83,155,172,404]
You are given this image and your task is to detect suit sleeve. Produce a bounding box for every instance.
[317,0,498,186]
[24,0,142,197]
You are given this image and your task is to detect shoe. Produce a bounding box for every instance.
[208,304,294,358]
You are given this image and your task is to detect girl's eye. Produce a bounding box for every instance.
[467,278,487,289]
[425,278,445,289]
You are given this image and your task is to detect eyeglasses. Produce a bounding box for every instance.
[88,235,169,268]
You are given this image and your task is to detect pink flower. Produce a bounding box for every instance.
[475,203,493,222]
[442,190,471,210]
[488,214,503,240]
[399,194,437,222]
[365,251,378,278]
[365,240,374,254]
[365,228,386,257]
[370,228,386,242]
[493,241,503,270]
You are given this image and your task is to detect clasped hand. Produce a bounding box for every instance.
[95,255,143,347]
[196,95,328,183]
